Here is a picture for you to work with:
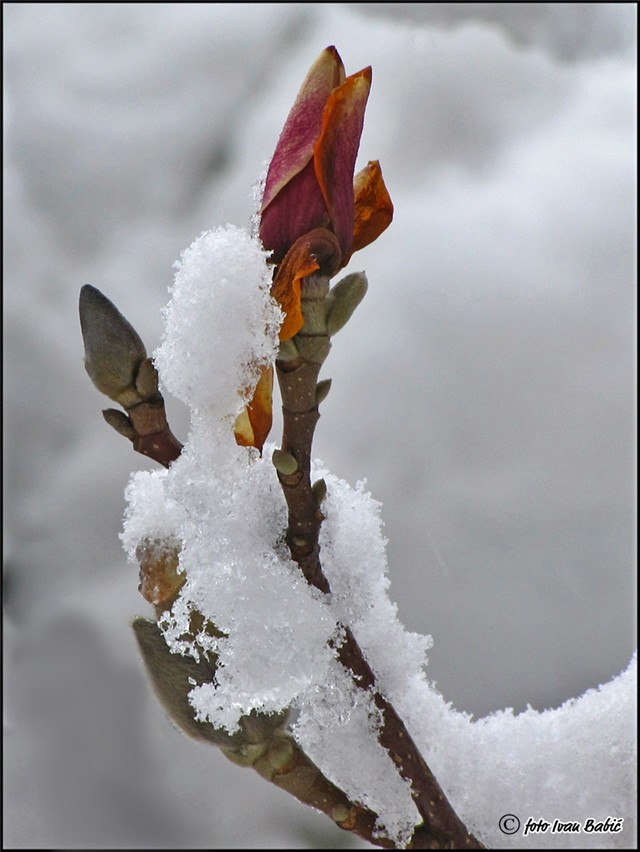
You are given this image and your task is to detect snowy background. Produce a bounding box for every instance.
[3,3,636,848]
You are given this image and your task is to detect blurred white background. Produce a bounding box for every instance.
[3,3,636,848]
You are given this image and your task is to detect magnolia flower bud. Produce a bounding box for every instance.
[79,284,147,408]
[325,272,368,336]
[132,617,240,748]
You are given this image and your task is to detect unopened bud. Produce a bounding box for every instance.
[266,736,295,773]
[132,617,241,749]
[315,378,332,405]
[277,338,299,362]
[79,284,147,407]
[325,272,368,336]
[102,408,136,441]
[241,708,290,744]
[331,804,351,825]
[311,478,327,505]
[272,449,298,476]
[135,357,160,401]
[222,742,268,767]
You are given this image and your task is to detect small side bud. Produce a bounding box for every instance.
[79,284,147,407]
[325,272,368,336]
[222,742,268,768]
[136,538,185,607]
[135,357,160,400]
[331,804,357,829]
[331,804,351,825]
[265,737,296,773]
[272,449,298,476]
[277,338,299,362]
[102,408,136,441]
[311,478,327,506]
[315,378,332,406]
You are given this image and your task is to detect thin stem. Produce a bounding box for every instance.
[126,399,183,468]
[274,275,484,849]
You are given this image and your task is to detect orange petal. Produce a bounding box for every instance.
[234,364,274,454]
[314,67,371,259]
[136,538,184,607]
[271,228,342,341]
[345,160,394,265]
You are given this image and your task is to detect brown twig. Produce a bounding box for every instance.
[132,598,400,848]
[274,273,484,849]
[79,284,183,468]
[80,280,483,847]
[111,397,183,469]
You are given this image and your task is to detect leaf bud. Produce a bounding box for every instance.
[132,617,242,749]
[135,357,160,401]
[311,478,327,505]
[136,537,185,607]
[325,271,368,336]
[315,378,332,406]
[102,408,136,441]
[272,449,298,476]
[265,736,296,773]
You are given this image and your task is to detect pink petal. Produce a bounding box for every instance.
[260,159,330,263]
[261,46,345,216]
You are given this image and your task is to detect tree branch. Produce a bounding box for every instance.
[79,284,183,468]
[133,597,404,848]
[274,274,484,849]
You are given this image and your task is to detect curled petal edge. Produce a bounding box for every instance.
[344,160,394,265]
[271,229,342,341]
[234,365,274,453]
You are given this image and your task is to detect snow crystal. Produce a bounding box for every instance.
[121,467,185,558]
[154,225,281,419]
[310,468,636,848]
[294,657,420,847]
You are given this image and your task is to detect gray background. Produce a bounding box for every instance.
[3,3,636,848]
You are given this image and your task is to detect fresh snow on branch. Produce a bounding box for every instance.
[122,224,636,848]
